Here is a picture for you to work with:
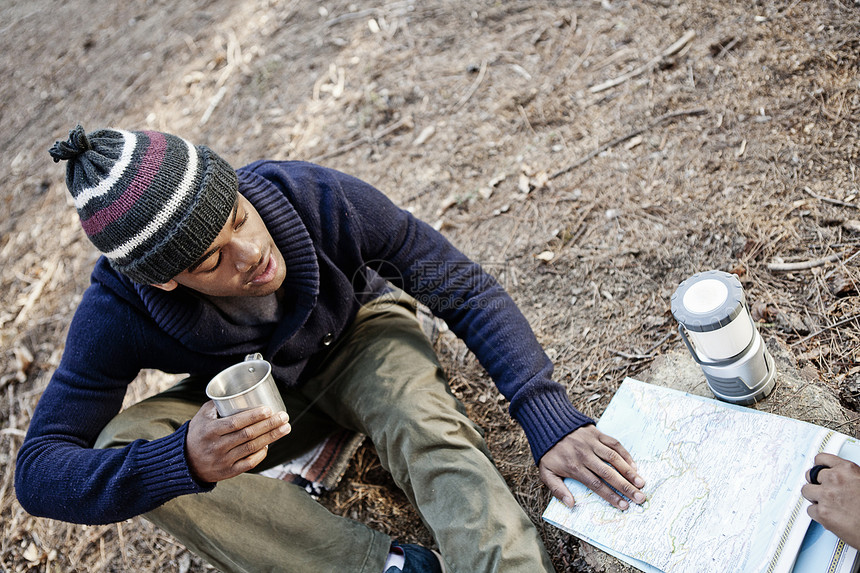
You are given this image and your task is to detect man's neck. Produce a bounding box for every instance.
[203,287,287,326]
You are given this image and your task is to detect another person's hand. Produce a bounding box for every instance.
[185,401,291,483]
[801,452,860,549]
[539,425,646,510]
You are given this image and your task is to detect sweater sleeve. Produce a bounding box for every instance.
[14,282,212,525]
[253,161,594,463]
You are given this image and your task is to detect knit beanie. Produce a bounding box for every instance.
[49,125,238,284]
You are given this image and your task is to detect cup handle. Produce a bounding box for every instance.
[245,352,263,361]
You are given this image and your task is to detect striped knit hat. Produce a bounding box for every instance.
[49,125,237,284]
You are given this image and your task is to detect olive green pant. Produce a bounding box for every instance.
[96,293,555,573]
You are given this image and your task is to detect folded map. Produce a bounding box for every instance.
[542,377,858,573]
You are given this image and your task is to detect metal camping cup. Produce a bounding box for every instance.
[670,270,776,406]
[205,353,287,417]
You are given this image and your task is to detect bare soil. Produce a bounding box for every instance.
[1,1,858,571]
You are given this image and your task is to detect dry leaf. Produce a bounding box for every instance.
[493,204,510,216]
[750,301,778,323]
[436,194,457,217]
[842,219,860,233]
[178,552,192,573]
[3,345,35,387]
[23,542,41,564]
[480,172,507,199]
[827,271,858,296]
[412,125,436,146]
[625,135,643,150]
[518,173,531,194]
[536,250,554,262]
[799,346,830,361]
[728,264,747,277]
[531,170,549,191]
[488,173,506,187]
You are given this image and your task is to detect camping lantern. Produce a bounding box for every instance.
[670,270,776,405]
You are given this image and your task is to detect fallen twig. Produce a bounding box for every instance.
[452,59,488,112]
[13,258,59,326]
[200,28,245,127]
[767,252,848,272]
[791,312,860,347]
[713,36,742,59]
[609,348,656,361]
[549,108,708,180]
[589,29,696,93]
[566,202,597,248]
[323,1,414,27]
[200,85,228,127]
[310,116,414,163]
[645,330,677,355]
[831,416,860,432]
[0,428,26,437]
[324,7,378,27]
[825,249,860,279]
[802,186,860,210]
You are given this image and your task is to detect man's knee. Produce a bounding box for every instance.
[374,397,491,469]
[94,398,199,449]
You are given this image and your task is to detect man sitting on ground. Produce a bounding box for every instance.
[16,125,646,572]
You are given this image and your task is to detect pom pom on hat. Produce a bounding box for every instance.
[49,125,238,284]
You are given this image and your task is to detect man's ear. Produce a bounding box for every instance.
[151,280,179,292]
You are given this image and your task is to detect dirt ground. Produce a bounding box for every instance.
[1,0,858,571]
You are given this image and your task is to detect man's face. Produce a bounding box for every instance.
[155,193,286,297]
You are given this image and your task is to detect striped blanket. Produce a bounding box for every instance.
[259,429,365,498]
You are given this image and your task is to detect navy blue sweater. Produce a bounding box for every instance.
[15,160,593,525]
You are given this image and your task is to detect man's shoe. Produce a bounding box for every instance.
[384,542,446,573]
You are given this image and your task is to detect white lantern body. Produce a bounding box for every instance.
[671,270,776,405]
